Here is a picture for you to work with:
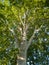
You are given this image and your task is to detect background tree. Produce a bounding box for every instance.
[0,0,49,65]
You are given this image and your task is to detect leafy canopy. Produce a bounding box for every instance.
[0,0,49,65]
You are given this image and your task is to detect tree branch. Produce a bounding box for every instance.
[19,13,23,25]
[26,25,43,51]
[9,28,18,48]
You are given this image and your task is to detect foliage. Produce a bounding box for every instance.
[27,23,49,65]
[0,0,49,65]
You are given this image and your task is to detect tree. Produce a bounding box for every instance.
[0,0,49,65]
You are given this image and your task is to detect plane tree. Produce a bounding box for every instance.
[0,0,49,65]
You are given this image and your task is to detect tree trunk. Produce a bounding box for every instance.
[17,18,27,65]
[17,50,27,65]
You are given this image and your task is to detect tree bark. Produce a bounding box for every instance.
[17,50,27,65]
[17,40,27,65]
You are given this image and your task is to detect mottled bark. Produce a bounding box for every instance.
[17,50,27,65]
